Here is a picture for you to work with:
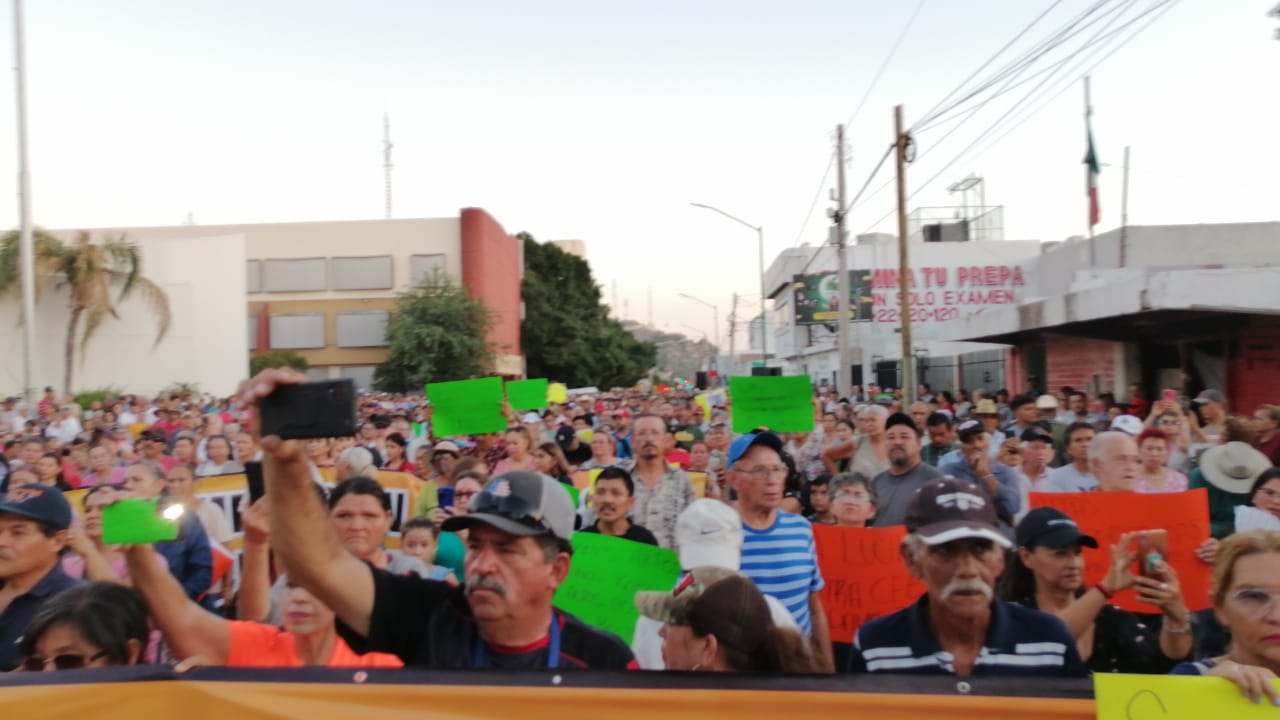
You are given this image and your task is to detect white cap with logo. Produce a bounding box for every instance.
[674,499,744,571]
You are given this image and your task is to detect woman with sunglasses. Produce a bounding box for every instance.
[1171,530,1280,705]
[19,582,149,671]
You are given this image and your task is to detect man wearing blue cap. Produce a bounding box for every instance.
[731,430,833,671]
[0,484,80,671]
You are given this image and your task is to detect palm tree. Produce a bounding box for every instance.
[0,229,172,395]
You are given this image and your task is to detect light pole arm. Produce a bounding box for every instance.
[690,202,760,233]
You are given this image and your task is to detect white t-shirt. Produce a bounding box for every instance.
[1042,464,1098,492]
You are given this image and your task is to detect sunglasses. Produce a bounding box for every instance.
[470,490,552,535]
[22,650,108,672]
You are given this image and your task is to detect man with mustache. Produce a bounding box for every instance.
[847,477,1086,677]
[579,467,657,546]
[242,366,635,670]
[627,415,695,549]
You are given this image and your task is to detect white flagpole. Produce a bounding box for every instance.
[13,0,38,402]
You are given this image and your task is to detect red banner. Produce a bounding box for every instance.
[1028,489,1212,612]
[813,524,925,644]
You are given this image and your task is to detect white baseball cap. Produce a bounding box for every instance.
[1110,414,1144,436]
[674,499,743,571]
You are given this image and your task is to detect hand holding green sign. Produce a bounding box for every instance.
[426,377,508,438]
[728,375,815,433]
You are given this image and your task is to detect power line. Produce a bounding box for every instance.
[857,0,1180,235]
[844,0,929,129]
[788,152,835,249]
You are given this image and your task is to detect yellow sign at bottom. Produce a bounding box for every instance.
[1095,673,1280,720]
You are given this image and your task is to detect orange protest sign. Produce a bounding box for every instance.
[813,524,924,644]
[1029,489,1212,612]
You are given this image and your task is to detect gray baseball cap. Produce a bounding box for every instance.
[441,471,575,544]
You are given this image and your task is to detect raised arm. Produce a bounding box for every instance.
[235,369,375,637]
[1056,532,1137,638]
[125,543,231,664]
[235,497,273,622]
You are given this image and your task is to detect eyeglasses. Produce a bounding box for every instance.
[833,490,872,503]
[454,490,479,503]
[735,465,788,481]
[21,650,108,672]
[1228,587,1280,618]
[469,490,553,535]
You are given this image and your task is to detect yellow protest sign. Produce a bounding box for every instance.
[548,383,568,404]
[1095,673,1280,720]
[694,393,711,421]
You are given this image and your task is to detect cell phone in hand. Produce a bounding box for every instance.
[1135,529,1169,578]
[259,379,358,440]
[438,487,455,509]
[1161,389,1177,405]
[244,461,265,504]
[102,497,183,545]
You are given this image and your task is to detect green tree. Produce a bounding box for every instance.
[250,349,310,376]
[0,229,171,395]
[374,270,495,392]
[520,233,656,388]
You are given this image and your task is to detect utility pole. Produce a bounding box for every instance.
[1120,145,1131,267]
[728,292,738,369]
[13,0,37,402]
[894,105,916,404]
[833,124,852,397]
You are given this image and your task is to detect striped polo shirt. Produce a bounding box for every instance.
[846,595,1087,677]
[740,511,824,636]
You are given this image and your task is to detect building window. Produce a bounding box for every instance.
[262,258,327,293]
[340,365,377,391]
[247,260,262,293]
[335,311,389,348]
[269,313,326,349]
[248,315,258,351]
[409,254,447,286]
[332,256,393,291]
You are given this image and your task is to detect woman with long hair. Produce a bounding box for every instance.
[1003,508,1191,673]
[381,432,415,472]
[532,441,573,485]
[637,566,826,673]
[492,426,538,474]
[35,453,73,491]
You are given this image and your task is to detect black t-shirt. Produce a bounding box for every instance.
[580,521,659,546]
[337,565,638,670]
[1021,597,1179,675]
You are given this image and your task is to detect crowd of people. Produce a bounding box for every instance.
[2,375,1280,705]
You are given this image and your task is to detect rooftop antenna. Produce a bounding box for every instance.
[383,113,393,219]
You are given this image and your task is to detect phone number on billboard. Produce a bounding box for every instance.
[874,306,961,323]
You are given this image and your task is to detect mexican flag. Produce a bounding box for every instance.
[1084,122,1100,227]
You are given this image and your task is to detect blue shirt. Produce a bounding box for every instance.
[156,512,213,603]
[938,457,1022,538]
[739,511,824,636]
[0,562,81,671]
[847,594,1087,677]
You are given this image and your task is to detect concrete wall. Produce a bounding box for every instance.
[0,233,248,397]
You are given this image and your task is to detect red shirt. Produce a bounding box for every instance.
[226,621,403,668]
[1256,434,1280,466]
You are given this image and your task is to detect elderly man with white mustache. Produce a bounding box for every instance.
[846,477,1087,677]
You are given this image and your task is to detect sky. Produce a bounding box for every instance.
[0,0,1275,353]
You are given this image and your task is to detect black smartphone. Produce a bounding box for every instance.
[244,461,265,503]
[259,379,358,440]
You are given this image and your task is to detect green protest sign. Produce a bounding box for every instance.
[102,498,180,545]
[554,532,680,641]
[506,378,549,411]
[728,375,815,433]
[561,482,581,508]
[425,377,508,438]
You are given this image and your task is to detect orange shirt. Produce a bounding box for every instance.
[226,620,403,668]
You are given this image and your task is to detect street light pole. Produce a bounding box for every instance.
[13,0,37,403]
[677,292,719,365]
[690,202,768,365]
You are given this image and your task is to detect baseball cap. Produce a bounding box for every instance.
[442,471,574,544]
[1035,394,1059,409]
[904,477,1011,548]
[555,425,575,448]
[1015,507,1098,550]
[635,567,772,655]
[0,484,72,531]
[956,419,986,443]
[521,411,541,424]
[1193,389,1225,405]
[674,500,743,571]
[1020,426,1054,444]
[726,430,784,466]
[1109,414,1144,436]
[431,440,460,457]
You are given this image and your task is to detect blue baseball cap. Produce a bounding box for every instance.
[0,484,72,531]
[726,430,785,466]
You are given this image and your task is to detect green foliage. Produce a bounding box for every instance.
[160,381,201,400]
[374,270,495,392]
[520,233,657,388]
[74,386,124,410]
[249,349,310,376]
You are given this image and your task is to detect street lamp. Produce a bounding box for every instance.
[677,292,719,357]
[690,202,768,364]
